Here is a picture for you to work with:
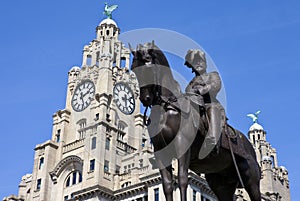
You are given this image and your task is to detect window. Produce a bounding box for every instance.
[193,190,197,201]
[271,155,275,168]
[64,195,68,200]
[39,157,44,170]
[86,55,92,66]
[56,129,61,142]
[115,165,120,174]
[90,159,95,171]
[154,188,159,201]
[79,121,86,129]
[78,119,87,139]
[106,113,111,121]
[96,52,100,66]
[121,181,131,188]
[142,138,147,147]
[72,172,77,185]
[105,138,110,150]
[106,126,111,133]
[36,179,41,190]
[65,171,82,187]
[121,57,126,67]
[79,172,82,182]
[66,177,70,187]
[139,159,143,168]
[117,121,127,140]
[95,113,99,120]
[104,160,109,172]
[137,196,148,201]
[91,137,96,150]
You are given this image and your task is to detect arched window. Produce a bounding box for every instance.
[121,181,131,188]
[117,121,128,141]
[66,177,70,187]
[65,171,82,187]
[77,119,87,139]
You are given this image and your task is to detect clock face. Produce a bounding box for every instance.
[113,82,135,115]
[71,80,95,112]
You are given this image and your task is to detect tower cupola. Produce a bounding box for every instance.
[97,18,119,39]
[247,110,266,145]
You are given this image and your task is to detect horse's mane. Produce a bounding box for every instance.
[143,42,170,68]
[145,43,182,97]
[132,42,182,98]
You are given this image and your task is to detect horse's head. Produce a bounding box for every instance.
[130,41,171,107]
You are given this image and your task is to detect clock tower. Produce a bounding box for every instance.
[3,7,291,201]
[63,17,143,147]
[15,16,150,201]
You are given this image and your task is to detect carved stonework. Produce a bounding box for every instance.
[72,66,100,90]
[49,155,83,183]
[113,66,139,98]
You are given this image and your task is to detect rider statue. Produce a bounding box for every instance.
[184,49,225,158]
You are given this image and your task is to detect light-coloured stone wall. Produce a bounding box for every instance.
[3,17,290,201]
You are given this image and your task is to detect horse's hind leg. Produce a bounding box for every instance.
[177,151,191,201]
[206,173,238,201]
[159,165,174,201]
[239,159,262,201]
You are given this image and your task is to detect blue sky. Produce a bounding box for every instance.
[0,0,299,199]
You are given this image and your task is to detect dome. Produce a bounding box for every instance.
[99,18,118,27]
[262,155,271,161]
[280,166,288,171]
[69,66,81,72]
[249,122,264,131]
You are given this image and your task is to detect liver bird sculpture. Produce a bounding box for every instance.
[103,3,118,19]
[247,110,261,123]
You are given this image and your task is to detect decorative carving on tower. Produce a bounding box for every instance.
[246,111,290,200]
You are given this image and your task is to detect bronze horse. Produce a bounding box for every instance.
[130,42,261,201]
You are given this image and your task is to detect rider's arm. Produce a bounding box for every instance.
[192,72,221,96]
[208,72,221,95]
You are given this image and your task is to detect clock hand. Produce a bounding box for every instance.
[80,92,84,104]
[82,89,94,99]
[122,94,128,107]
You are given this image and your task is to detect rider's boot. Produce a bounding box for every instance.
[200,105,222,158]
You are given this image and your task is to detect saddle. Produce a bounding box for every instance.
[220,124,249,160]
[160,94,250,160]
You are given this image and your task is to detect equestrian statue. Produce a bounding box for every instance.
[130,41,261,201]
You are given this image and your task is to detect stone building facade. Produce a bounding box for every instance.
[3,16,290,201]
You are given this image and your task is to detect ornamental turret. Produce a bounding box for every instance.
[246,111,290,200]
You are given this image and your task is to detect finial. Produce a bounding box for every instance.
[247,110,261,123]
[103,2,118,19]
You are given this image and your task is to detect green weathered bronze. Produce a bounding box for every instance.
[103,2,118,19]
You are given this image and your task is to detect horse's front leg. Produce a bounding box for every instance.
[178,150,191,201]
[159,165,174,201]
